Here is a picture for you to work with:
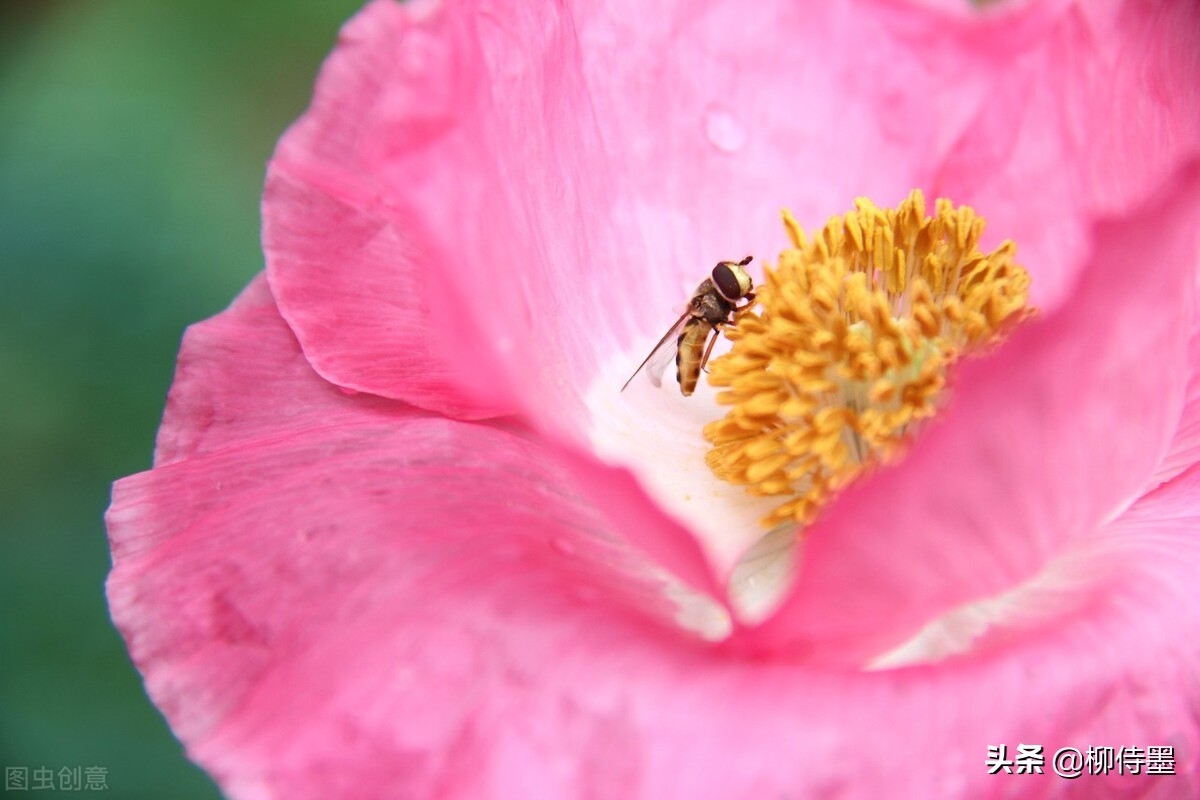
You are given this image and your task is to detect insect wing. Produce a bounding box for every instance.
[621,310,690,392]
[643,325,684,387]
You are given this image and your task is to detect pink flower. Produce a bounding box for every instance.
[107,1,1200,797]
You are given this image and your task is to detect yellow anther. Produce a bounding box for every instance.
[705,190,1034,528]
[782,208,807,249]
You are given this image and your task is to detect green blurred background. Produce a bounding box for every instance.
[1,1,361,796]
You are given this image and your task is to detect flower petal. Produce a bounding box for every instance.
[265,0,1200,433]
[261,0,522,419]
[921,0,1200,310]
[262,2,1200,594]
[107,415,719,795]
[264,0,939,421]
[152,269,725,597]
[154,274,428,467]
[108,420,1200,799]
[740,162,1200,665]
[1151,323,1200,489]
[263,170,512,419]
[265,0,631,421]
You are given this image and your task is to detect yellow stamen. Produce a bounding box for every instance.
[705,190,1033,529]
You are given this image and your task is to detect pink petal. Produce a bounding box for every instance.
[265,0,619,421]
[928,0,1200,310]
[108,416,713,796]
[262,171,514,420]
[1151,315,1200,489]
[154,274,427,467]
[150,270,724,596]
[108,416,1200,799]
[740,162,1200,665]
[263,0,1200,432]
[260,0,1200,591]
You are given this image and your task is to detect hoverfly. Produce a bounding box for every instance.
[621,256,755,396]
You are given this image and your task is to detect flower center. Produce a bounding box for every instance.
[704,190,1033,529]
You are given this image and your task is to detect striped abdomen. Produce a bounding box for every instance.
[675,320,714,396]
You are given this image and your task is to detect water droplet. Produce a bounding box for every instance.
[551,537,578,557]
[703,105,746,154]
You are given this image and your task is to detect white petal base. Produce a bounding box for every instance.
[585,337,795,624]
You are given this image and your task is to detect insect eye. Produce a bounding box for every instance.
[712,262,747,300]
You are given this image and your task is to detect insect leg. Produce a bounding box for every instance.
[699,326,721,373]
